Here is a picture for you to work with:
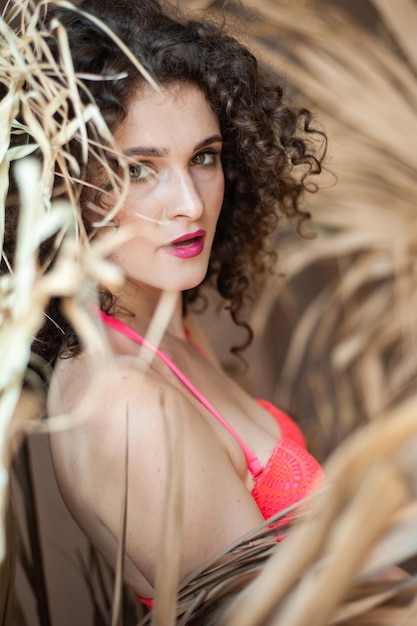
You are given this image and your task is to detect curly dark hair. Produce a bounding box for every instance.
[2,0,326,368]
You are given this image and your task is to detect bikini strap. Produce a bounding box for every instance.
[97,309,263,477]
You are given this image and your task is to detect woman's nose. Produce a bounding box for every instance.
[166,169,204,221]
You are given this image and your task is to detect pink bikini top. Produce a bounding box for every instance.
[97,309,323,525]
[98,310,323,609]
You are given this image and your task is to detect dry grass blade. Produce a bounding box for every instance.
[0,0,162,572]
[0,85,19,249]
[203,0,417,457]
[139,290,178,369]
[268,467,406,626]
[0,488,15,626]
[360,503,417,578]
[332,577,417,624]
[0,159,73,562]
[48,0,160,92]
[110,408,130,626]
[149,392,185,626]
[372,0,417,72]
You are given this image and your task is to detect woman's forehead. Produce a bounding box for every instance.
[114,83,221,152]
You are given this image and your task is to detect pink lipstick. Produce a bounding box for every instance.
[166,229,206,259]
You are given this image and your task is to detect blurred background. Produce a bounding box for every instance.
[3,0,417,624]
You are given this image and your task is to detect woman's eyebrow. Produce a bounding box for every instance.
[193,134,223,151]
[123,134,222,159]
[123,146,167,158]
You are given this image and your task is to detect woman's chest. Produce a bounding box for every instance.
[150,344,281,477]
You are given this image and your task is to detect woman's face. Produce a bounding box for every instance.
[109,83,224,298]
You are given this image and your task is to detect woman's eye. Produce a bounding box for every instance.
[128,163,150,181]
[191,152,216,166]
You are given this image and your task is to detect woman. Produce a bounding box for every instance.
[3,0,325,607]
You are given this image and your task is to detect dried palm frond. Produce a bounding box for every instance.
[0,487,15,626]
[4,1,417,625]
[182,0,417,453]
[12,439,52,625]
[0,0,171,547]
[134,393,417,626]
[0,1,178,622]
[0,0,114,564]
[170,2,417,624]
[237,0,417,446]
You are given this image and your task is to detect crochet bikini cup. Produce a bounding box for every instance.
[250,399,322,520]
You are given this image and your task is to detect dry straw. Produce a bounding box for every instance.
[172,0,417,624]
[2,0,417,625]
[234,0,417,445]
[0,0,178,621]
[0,0,169,527]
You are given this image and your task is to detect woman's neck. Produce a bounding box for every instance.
[110,283,186,341]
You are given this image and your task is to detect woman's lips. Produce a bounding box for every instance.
[166,229,206,259]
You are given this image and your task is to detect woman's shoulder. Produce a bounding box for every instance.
[48,351,184,447]
[48,353,189,527]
